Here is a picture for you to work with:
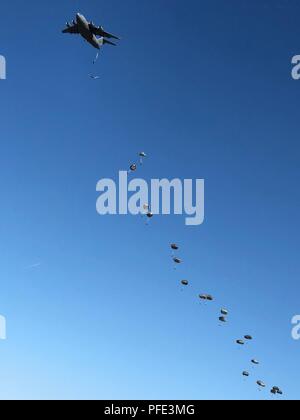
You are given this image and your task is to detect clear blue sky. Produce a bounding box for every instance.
[0,0,300,400]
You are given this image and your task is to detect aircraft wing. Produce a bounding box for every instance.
[62,24,79,34]
[89,24,119,40]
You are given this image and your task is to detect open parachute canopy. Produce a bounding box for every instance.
[257,381,266,388]
[271,386,283,396]
[181,280,189,286]
[139,152,147,165]
[199,294,213,301]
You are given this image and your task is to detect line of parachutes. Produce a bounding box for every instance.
[127,152,283,399]
[171,242,283,397]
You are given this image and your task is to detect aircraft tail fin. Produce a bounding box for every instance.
[103,39,117,46]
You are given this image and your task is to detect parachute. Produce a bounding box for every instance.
[144,211,154,226]
[251,359,259,365]
[277,390,283,396]
[141,204,150,217]
[171,244,179,251]
[139,152,147,165]
[271,386,282,396]
[128,152,148,174]
[199,294,213,301]
[236,340,245,345]
[140,205,152,225]
[244,335,253,341]
[257,381,266,388]
[173,257,182,264]
[242,371,250,377]
[93,52,99,64]
[181,280,189,286]
[219,309,228,324]
[129,164,137,173]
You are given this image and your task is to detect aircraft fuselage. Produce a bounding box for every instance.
[76,13,100,50]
